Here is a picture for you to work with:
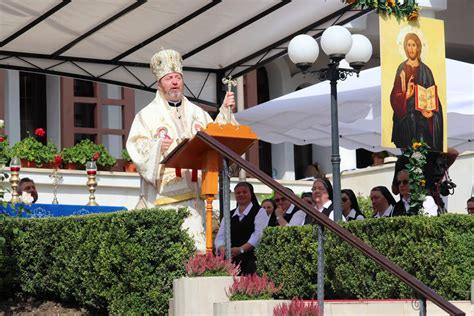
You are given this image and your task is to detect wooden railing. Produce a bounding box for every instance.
[196,131,465,316]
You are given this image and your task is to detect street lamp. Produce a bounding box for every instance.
[288,27,372,313]
[288,26,372,221]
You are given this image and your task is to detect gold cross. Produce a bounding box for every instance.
[222,75,237,92]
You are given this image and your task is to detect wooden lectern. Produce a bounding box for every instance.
[161,123,257,253]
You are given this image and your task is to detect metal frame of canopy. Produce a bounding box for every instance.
[0,0,369,107]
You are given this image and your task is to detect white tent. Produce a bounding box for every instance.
[235,58,474,153]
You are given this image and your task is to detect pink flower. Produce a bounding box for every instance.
[185,253,240,277]
[34,128,46,137]
[273,298,323,316]
[274,298,322,316]
[226,274,282,300]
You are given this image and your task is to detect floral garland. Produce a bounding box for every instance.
[345,0,420,20]
[403,140,429,215]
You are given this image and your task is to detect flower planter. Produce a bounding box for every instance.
[172,276,233,316]
[213,299,290,316]
[20,159,36,168]
[63,162,83,170]
[20,160,56,169]
[39,162,54,169]
[124,162,137,172]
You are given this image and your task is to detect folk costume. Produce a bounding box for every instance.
[126,49,234,253]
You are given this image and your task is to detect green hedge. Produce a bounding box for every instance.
[256,214,474,300]
[2,211,472,312]
[0,208,194,314]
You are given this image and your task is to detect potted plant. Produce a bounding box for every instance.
[172,253,239,316]
[121,148,136,172]
[61,139,116,170]
[214,274,286,315]
[8,128,58,168]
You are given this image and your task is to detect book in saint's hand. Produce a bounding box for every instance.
[415,84,439,114]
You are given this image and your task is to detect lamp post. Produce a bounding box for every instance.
[288,26,372,221]
[288,26,372,313]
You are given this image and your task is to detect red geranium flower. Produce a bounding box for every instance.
[34,128,46,137]
[54,154,62,167]
[0,136,4,143]
[92,152,100,161]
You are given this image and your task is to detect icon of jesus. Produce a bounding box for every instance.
[390,32,443,151]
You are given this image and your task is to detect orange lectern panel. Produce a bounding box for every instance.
[161,123,257,170]
[160,123,257,254]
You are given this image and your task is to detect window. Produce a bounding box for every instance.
[61,78,135,167]
[19,72,47,140]
[74,103,96,128]
[74,79,94,97]
[259,140,272,177]
[294,144,313,180]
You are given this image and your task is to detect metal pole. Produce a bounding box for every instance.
[219,172,224,221]
[329,64,342,222]
[217,69,226,220]
[223,158,232,260]
[317,224,325,313]
[419,297,427,316]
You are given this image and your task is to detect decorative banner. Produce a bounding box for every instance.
[380,16,447,152]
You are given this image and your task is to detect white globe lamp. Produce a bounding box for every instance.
[345,34,373,70]
[321,25,352,60]
[288,34,319,72]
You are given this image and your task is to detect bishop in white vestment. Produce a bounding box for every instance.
[126,49,235,253]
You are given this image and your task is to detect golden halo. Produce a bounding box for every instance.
[396,25,428,60]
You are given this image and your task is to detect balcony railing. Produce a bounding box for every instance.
[196,131,465,316]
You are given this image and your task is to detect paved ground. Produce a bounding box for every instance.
[0,297,83,315]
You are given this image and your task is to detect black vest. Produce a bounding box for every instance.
[393,200,408,216]
[282,205,300,224]
[267,212,278,227]
[230,204,260,249]
[346,209,365,221]
[372,205,401,218]
[305,203,333,225]
[394,196,442,217]
[322,203,333,217]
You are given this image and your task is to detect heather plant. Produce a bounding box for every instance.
[185,253,240,277]
[273,298,321,316]
[226,274,282,301]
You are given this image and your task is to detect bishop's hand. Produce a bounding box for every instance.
[160,138,173,153]
[222,91,236,112]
